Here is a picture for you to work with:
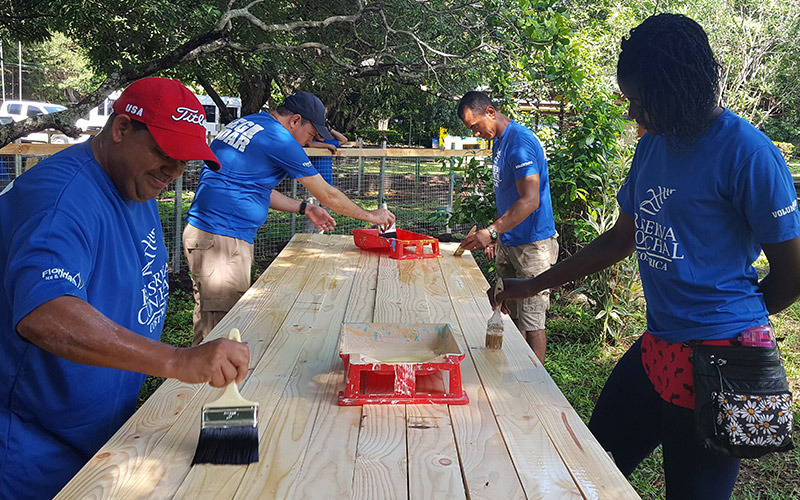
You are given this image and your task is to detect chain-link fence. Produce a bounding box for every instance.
[1,145,489,272]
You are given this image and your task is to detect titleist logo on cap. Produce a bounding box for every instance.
[172,106,206,126]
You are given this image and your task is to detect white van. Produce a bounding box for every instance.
[0,99,80,143]
[194,95,242,136]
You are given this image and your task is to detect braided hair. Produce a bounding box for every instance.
[617,14,721,142]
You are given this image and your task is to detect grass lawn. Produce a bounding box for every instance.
[151,252,799,499]
[788,160,800,175]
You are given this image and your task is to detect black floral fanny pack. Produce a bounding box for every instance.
[691,344,794,458]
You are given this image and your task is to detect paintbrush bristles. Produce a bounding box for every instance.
[485,332,504,349]
[485,308,504,349]
[485,278,504,349]
[192,426,259,465]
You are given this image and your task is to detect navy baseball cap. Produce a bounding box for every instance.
[281,91,333,141]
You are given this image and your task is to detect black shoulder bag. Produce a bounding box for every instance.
[692,344,794,458]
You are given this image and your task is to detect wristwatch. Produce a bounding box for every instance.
[486,225,498,242]
[298,200,307,216]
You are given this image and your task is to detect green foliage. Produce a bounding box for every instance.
[773,141,796,163]
[355,128,404,145]
[568,153,644,342]
[762,117,800,148]
[439,156,496,229]
[21,33,98,103]
[541,94,631,254]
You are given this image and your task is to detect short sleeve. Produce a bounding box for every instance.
[5,210,94,328]
[505,132,545,180]
[270,136,320,180]
[731,145,800,244]
[617,148,640,218]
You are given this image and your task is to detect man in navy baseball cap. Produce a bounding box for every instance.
[280,91,334,141]
[183,90,395,343]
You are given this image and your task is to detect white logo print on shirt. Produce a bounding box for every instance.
[635,186,684,271]
[138,228,168,332]
[215,118,265,153]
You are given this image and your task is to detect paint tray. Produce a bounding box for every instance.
[338,323,469,405]
[352,228,440,260]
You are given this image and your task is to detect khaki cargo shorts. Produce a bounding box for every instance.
[495,235,559,331]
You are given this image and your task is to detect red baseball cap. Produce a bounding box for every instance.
[113,77,221,171]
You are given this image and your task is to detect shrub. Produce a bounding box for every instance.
[774,141,796,163]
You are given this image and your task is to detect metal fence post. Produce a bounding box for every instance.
[289,178,298,239]
[357,138,363,195]
[378,140,387,205]
[447,157,455,234]
[172,175,183,273]
[415,157,420,199]
[14,151,22,178]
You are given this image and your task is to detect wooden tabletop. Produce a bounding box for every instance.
[57,234,640,499]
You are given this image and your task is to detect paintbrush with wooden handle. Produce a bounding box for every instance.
[192,328,259,465]
[454,225,477,257]
[485,278,504,349]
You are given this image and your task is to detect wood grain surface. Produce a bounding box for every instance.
[58,234,639,500]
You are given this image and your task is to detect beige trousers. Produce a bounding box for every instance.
[182,224,253,345]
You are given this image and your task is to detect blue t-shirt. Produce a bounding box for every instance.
[310,139,340,185]
[492,120,556,246]
[0,141,168,499]
[186,112,319,243]
[617,109,800,342]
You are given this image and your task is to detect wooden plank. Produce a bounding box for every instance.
[303,147,491,158]
[0,142,68,155]
[286,247,380,499]
[382,257,465,500]
[444,243,640,499]
[55,235,329,500]
[419,255,526,500]
[407,404,466,500]
[167,235,355,498]
[0,142,488,159]
[133,236,347,499]
[374,257,430,323]
[438,243,582,499]
[53,381,199,499]
[352,405,408,500]
[58,235,340,499]
[217,236,368,499]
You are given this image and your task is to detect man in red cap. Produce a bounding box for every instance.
[0,77,251,499]
[184,91,396,343]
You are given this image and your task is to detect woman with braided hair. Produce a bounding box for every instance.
[491,13,800,499]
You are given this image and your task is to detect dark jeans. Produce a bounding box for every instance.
[588,337,741,500]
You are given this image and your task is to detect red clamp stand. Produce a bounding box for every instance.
[337,323,469,406]
[352,228,440,260]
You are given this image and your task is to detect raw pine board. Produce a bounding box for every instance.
[173,235,360,498]
[417,253,525,499]
[286,247,380,499]
[438,244,581,499]
[374,256,465,500]
[449,245,640,500]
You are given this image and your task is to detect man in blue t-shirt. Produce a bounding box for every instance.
[0,78,251,499]
[456,91,558,363]
[184,92,395,343]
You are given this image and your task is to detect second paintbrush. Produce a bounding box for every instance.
[485,278,504,349]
